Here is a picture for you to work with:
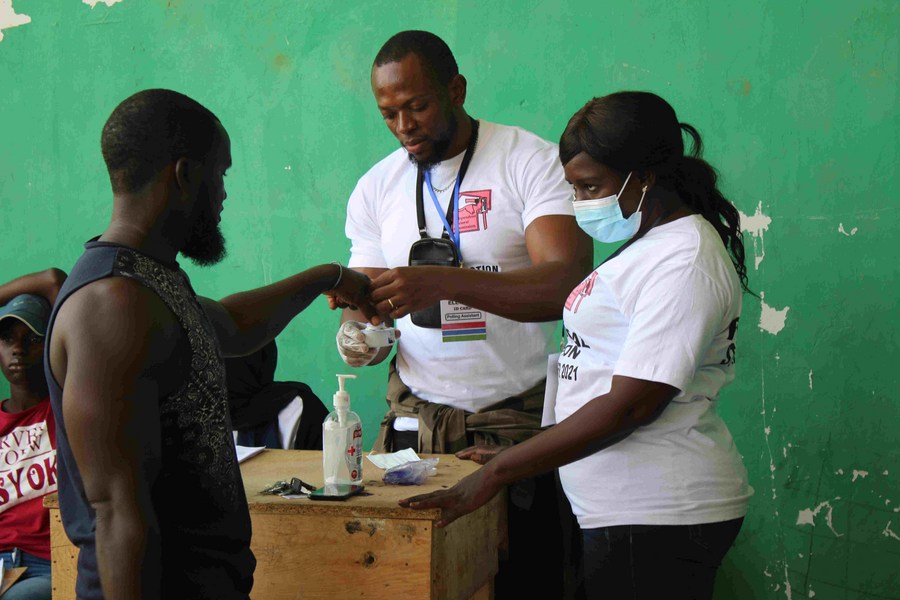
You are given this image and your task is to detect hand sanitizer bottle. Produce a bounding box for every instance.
[323,374,363,485]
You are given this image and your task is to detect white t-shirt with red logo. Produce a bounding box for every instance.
[556,215,752,528]
[346,120,573,412]
[0,398,57,559]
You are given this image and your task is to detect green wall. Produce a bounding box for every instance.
[1,1,897,598]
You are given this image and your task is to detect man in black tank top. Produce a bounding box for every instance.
[44,89,375,600]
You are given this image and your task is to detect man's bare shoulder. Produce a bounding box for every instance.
[60,276,178,332]
[51,276,183,386]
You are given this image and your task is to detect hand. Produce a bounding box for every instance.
[336,321,377,367]
[456,444,506,465]
[369,266,450,320]
[329,267,378,322]
[398,467,502,528]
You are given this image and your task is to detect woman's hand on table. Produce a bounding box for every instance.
[399,468,502,528]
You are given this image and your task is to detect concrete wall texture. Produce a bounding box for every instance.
[1,1,897,598]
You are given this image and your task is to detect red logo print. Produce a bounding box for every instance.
[565,272,598,314]
[457,190,492,233]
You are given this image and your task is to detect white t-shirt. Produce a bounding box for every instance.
[346,120,572,412]
[556,215,753,528]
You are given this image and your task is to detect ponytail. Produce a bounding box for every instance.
[669,122,753,295]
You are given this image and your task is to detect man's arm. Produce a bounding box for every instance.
[50,278,174,600]
[201,263,374,358]
[368,215,593,322]
[0,268,67,305]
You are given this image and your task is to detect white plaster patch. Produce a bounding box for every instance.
[782,561,793,599]
[284,165,292,171]
[838,223,858,236]
[884,470,890,475]
[0,0,31,43]
[739,202,772,269]
[852,470,869,482]
[759,292,790,335]
[83,0,125,7]
[882,521,900,541]
[796,498,843,537]
[835,469,844,475]
[808,370,813,390]
[783,442,793,458]
[808,589,816,598]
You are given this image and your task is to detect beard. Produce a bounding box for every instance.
[406,112,459,170]
[181,183,226,267]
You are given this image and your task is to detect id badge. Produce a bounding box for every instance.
[440,300,487,342]
[542,353,560,426]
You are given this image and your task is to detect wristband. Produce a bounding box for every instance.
[329,262,343,291]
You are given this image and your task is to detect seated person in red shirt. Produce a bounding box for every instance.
[0,269,65,600]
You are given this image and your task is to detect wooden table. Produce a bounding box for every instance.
[45,450,506,600]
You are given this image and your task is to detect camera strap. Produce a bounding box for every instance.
[416,118,480,252]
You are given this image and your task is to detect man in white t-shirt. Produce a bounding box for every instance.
[334,30,592,599]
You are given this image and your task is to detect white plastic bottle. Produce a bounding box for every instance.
[322,374,363,485]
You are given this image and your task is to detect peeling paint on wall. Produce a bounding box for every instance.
[838,223,859,236]
[0,0,30,43]
[759,292,790,335]
[796,498,843,537]
[882,521,900,541]
[739,201,772,269]
[808,369,813,390]
[851,469,869,482]
[83,0,125,8]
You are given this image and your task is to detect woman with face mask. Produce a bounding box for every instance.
[401,91,753,599]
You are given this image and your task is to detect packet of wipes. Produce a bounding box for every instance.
[383,458,440,485]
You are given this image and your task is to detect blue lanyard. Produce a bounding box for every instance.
[414,118,480,254]
[423,169,461,250]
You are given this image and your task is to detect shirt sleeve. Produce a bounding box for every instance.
[517,142,575,229]
[345,176,387,269]
[613,263,731,393]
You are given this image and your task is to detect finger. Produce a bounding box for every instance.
[369,283,397,304]
[436,508,464,528]
[355,300,379,323]
[376,298,406,320]
[369,269,397,290]
[470,452,492,465]
[455,446,480,460]
[399,491,452,509]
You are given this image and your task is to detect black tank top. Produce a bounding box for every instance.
[45,239,254,599]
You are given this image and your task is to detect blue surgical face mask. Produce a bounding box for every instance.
[572,172,647,243]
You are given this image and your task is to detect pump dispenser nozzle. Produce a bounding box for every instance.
[334,374,357,426]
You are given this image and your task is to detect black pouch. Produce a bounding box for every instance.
[408,237,461,328]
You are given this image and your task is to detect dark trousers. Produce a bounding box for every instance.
[392,430,572,599]
[582,518,744,600]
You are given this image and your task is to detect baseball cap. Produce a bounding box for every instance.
[0,294,51,336]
